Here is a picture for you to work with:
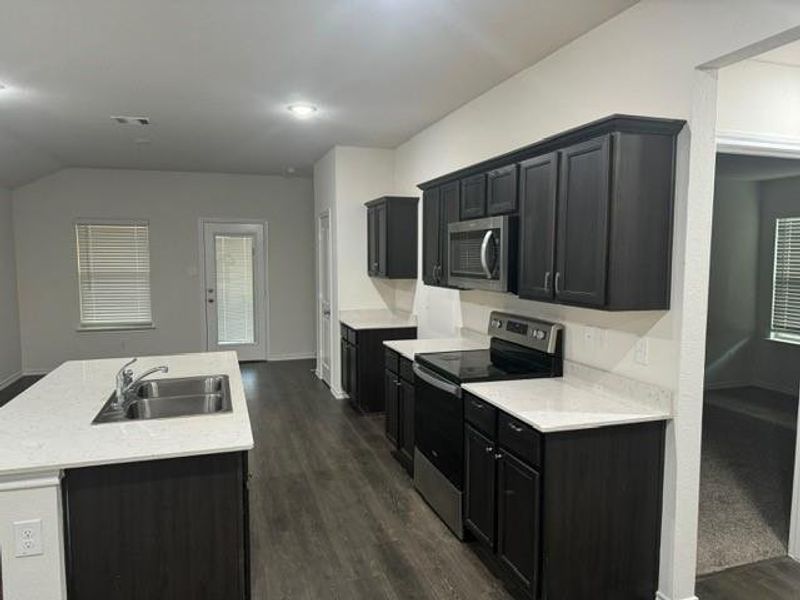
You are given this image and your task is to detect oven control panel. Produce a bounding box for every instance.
[488,312,562,354]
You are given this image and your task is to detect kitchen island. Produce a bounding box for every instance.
[0,351,253,600]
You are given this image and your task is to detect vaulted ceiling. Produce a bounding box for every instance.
[0,0,638,188]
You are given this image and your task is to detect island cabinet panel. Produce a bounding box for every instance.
[366,196,418,279]
[517,153,558,302]
[462,390,666,599]
[383,349,416,475]
[342,326,416,414]
[63,451,249,600]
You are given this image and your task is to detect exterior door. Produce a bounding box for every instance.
[318,213,332,384]
[203,222,267,361]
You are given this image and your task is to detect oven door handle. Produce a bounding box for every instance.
[413,363,462,398]
[480,230,494,279]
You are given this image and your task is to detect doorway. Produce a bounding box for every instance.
[317,211,333,386]
[202,221,268,361]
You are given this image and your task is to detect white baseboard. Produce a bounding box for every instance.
[0,370,22,391]
[267,352,316,362]
[331,387,348,400]
[656,592,698,600]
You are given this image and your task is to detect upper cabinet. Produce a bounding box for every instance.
[422,182,459,287]
[418,115,684,311]
[365,196,418,279]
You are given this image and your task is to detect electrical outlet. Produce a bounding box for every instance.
[634,338,649,366]
[14,519,43,557]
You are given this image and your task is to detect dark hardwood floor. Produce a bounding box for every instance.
[242,359,514,600]
[696,557,800,600]
[0,375,42,408]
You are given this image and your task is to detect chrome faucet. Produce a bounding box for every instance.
[112,358,169,409]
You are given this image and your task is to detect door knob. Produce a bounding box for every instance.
[208,299,215,304]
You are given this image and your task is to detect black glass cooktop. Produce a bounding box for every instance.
[415,338,560,384]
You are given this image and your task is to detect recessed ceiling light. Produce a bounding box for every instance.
[287,103,318,119]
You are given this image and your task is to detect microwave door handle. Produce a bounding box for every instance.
[480,230,494,279]
[412,363,462,398]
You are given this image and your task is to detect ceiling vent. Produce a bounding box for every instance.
[111,116,151,125]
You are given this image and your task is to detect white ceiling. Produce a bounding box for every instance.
[0,0,638,188]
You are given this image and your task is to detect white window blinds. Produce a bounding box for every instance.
[75,223,152,327]
[771,217,800,341]
[215,234,255,345]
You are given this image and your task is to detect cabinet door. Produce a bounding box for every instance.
[460,173,487,220]
[384,369,399,445]
[367,207,377,276]
[439,181,461,287]
[399,378,415,471]
[340,337,350,395]
[422,187,441,285]
[497,450,541,596]
[487,165,519,215]
[518,153,558,301]
[348,343,359,408]
[375,203,388,277]
[555,136,611,307]
[465,425,497,549]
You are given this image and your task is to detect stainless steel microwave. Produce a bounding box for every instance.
[447,215,517,293]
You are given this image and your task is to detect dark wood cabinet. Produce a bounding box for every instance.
[555,136,611,307]
[487,164,519,215]
[418,115,683,308]
[462,391,666,599]
[464,424,497,549]
[422,181,460,287]
[517,153,558,301]
[341,325,416,413]
[497,450,540,596]
[366,196,418,279]
[460,173,487,220]
[384,368,399,445]
[63,452,250,600]
[383,349,416,475]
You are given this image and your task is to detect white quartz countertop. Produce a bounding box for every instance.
[461,376,671,433]
[339,309,417,330]
[0,352,254,477]
[383,337,489,361]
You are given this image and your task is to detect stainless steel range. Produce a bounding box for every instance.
[412,311,563,538]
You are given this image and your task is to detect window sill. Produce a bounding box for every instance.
[75,324,155,333]
[767,332,800,347]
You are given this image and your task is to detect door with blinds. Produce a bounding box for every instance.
[203,222,267,361]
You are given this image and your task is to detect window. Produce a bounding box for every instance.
[770,217,800,343]
[75,222,152,328]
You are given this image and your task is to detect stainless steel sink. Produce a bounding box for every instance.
[93,375,232,424]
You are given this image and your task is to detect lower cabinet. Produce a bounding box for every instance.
[62,452,250,600]
[341,324,416,413]
[384,349,415,475]
[463,392,665,600]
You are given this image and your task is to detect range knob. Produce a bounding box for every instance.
[534,329,546,340]
[491,318,503,329]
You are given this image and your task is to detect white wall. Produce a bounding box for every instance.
[718,59,800,140]
[12,168,315,371]
[0,186,21,387]
[384,3,800,599]
[704,177,759,389]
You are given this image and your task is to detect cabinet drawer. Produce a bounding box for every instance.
[498,412,541,468]
[399,357,414,383]
[465,393,497,438]
[385,348,399,374]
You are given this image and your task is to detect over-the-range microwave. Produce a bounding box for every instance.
[447,215,517,293]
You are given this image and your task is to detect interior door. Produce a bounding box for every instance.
[203,222,267,361]
[318,213,332,384]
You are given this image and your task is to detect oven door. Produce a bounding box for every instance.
[413,363,464,489]
[447,215,516,293]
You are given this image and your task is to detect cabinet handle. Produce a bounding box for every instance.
[485,445,494,453]
[508,422,525,433]
[544,271,551,292]
[395,379,401,387]
[554,272,562,295]
[471,400,484,409]
[494,452,503,460]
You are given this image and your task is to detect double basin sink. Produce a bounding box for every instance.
[93,375,232,424]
